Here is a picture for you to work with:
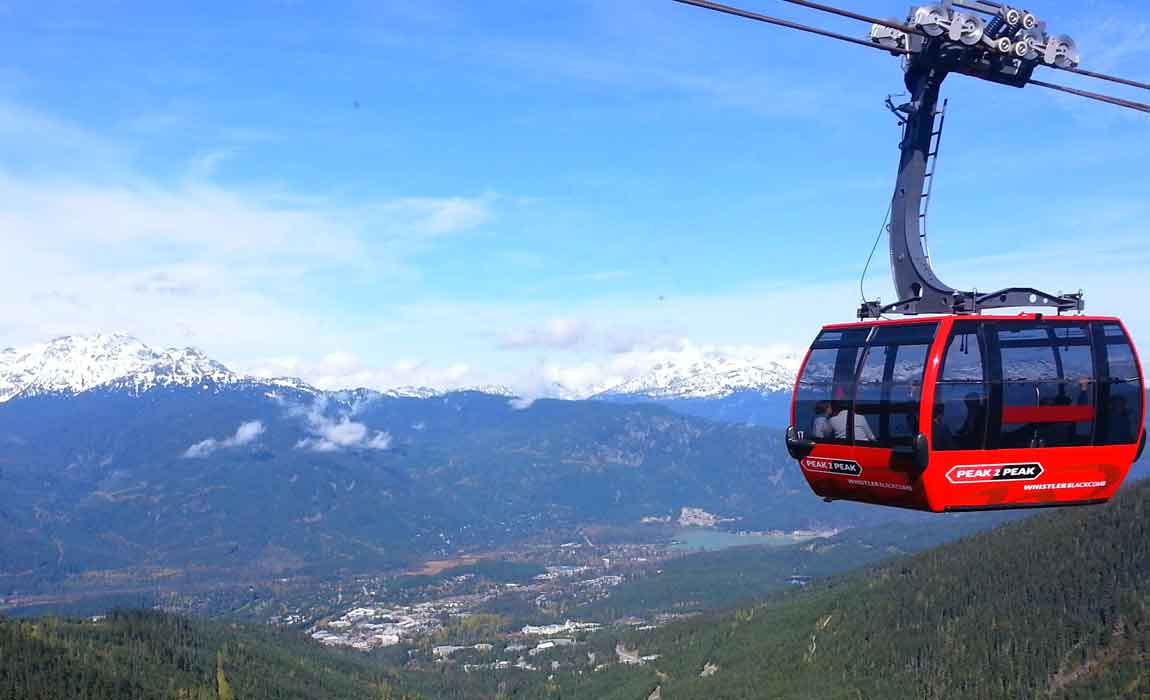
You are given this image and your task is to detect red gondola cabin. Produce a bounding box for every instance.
[786,315,1146,511]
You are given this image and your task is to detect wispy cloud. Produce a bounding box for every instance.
[376,196,493,237]
[250,352,476,392]
[185,148,238,181]
[288,397,392,452]
[495,317,684,354]
[0,172,475,261]
[0,103,129,175]
[183,419,265,458]
[498,317,589,350]
[0,103,496,359]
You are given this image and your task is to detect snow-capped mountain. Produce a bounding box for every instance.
[0,335,531,406]
[375,385,514,399]
[0,334,248,402]
[597,348,802,400]
[0,334,805,411]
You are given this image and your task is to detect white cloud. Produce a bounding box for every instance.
[226,204,1150,403]
[289,398,392,453]
[0,103,129,175]
[496,318,685,354]
[186,148,238,181]
[250,352,479,393]
[501,339,802,403]
[379,196,492,236]
[232,420,266,444]
[268,338,798,408]
[182,440,216,459]
[498,317,590,350]
[0,174,493,265]
[0,104,495,361]
[4,91,1147,402]
[182,419,265,458]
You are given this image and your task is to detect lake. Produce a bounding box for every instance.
[670,529,816,552]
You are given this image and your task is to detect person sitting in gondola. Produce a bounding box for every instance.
[811,400,833,439]
[1074,377,1092,405]
[829,389,876,441]
[955,392,986,449]
[1102,395,1135,444]
[931,402,956,450]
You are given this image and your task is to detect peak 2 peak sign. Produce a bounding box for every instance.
[801,457,862,477]
[946,463,1044,485]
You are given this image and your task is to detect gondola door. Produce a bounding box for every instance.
[790,321,940,509]
[922,317,1145,511]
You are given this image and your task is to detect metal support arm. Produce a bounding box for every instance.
[858,50,1084,318]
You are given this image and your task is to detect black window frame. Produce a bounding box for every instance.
[851,323,937,448]
[932,321,990,451]
[794,327,871,446]
[992,320,1096,449]
[1093,322,1144,446]
[794,322,937,448]
[931,319,1141,451]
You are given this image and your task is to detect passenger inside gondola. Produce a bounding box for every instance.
[811,400,833,439]
[1103,395,1135,444]
[931,403,955,450]
[830,400,876,441]
[956,392,986,448]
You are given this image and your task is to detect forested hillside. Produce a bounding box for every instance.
[7,482,1148,699]
[553,477,1150,699]
[574,509,1020,620]
[0,609,400,699]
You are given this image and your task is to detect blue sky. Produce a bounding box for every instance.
[1,0,1147,394]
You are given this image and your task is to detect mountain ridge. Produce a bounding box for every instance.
[2,383,895,590]
[594,348,801,399]
[0,334,803,405]
[0,334,304,403]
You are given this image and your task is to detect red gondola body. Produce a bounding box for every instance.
[787,314,1146,511]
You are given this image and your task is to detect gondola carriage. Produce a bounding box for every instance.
[675,0,1149,510]
[786,315,1145,511]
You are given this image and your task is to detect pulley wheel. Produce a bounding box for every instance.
[955,14,985,46]
[1047,35,1079,68]
[913,4,949,37]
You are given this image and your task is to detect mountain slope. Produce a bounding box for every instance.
[598,388,794,427]
[0,609,400,700]
[573,509,1022,621]
[550,477,1150,699]
[0,385,901,590]
[6,482,1148,700]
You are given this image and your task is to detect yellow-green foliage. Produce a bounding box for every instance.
[433,613,507,643]
[216,650,236,700]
